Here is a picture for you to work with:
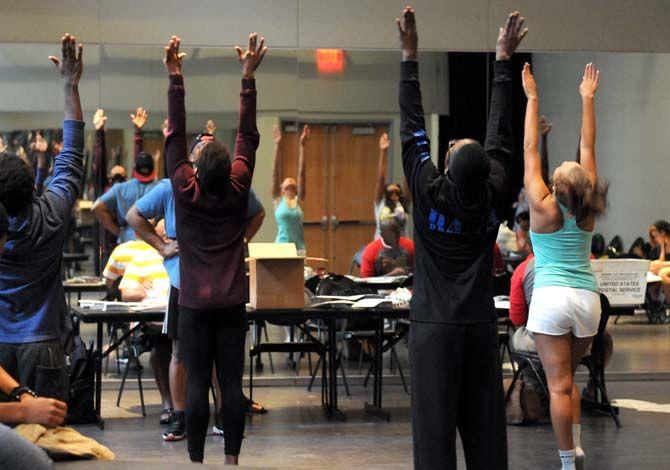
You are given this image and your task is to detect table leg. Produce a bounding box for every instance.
[94,322,105,429]
[325,319,345,420]
[365,313,390,421]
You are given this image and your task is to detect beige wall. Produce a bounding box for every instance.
[533,52,670,247]
[0,0,668,52]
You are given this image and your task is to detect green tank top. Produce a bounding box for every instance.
[529,202,598,292]
[274,197,305,251]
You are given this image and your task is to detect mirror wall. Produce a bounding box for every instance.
[0,43,668,372]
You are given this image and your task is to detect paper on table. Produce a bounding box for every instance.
[346,275,409,284]
[352,298,393,309]
[314,294,368,302]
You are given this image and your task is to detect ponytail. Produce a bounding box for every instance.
[554,166,608,224]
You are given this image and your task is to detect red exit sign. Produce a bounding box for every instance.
[316,49,345,74]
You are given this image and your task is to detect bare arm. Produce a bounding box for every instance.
[92,201,120,237]
[0,366,67,427]
[521,63,551,208]
[297,124,310,201]
[126,205,178,258]
[271,124,282,200]
[539,115,551,185]
[579,63,600,183]
[374,133,389,204]
[121,287,146,302]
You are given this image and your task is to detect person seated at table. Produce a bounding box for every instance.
[117,223,175,426]
[0,361,68,470]
[91,106,157,245]
[360,218,414,278]
[102,236,159,294]
[649,220,670,300]
[0,34,85,403]
[509,241,613,399]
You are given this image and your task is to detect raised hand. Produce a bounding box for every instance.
[205,119,216,135]
[540,115,552,136]
[130,107,149,129]
[272,124,282,144]
[521,63,537,100]
[93,108,107,130]
[34,133,48,153]
[235,33,267,79]
[48,34,83,86]
[396,6,418,61]
[164,36,186,75]
[379,132,390,151]
[496,11,528,61]
[300,124,311,146]
[161,118,169,138]
[579,62,600,99]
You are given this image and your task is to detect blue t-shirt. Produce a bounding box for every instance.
[0,120,85,343]
[99,178,158,243]
[135,178,263,289]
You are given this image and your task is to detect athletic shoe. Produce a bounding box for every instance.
[212,413,224,436]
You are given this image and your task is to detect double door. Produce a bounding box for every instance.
[278,122,389,274]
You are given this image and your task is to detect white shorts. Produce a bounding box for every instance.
[527,286,601,338]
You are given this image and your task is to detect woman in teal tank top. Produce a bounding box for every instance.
[522,63,608,470]
[271,124,310,253]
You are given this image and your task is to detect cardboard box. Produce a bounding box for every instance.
[247,243,306,309]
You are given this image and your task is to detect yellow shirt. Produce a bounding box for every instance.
[118,248,170,301]
[102,240,155,281]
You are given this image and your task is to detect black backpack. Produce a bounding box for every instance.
[315,275,374,297]
[66,336,97,424]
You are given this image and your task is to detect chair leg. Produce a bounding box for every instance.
[504,361,523,404]
[363,359,374,388]
[249,350,254,404]
[391,347,409,394]
[135,352,146,417]
[307,352,313,377]
[336,350,351,397]
[358,343,365,375]
[591,370,622,428]
[262,324,275,374]
[308,355,322,392]
[116,356,130,407]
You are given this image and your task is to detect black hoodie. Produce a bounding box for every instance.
[399,60,514,323]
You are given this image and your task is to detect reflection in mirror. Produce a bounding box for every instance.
[98,46,298,243]
[296,50,491,274]
[532,53,670,250]
[0,42,100,198]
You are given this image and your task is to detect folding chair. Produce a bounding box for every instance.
[505,293,620,427]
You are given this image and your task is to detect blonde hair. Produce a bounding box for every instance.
[553,164,608,223]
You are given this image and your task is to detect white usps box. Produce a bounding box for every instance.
[591,259,651,307]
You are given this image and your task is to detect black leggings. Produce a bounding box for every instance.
[178,305,247,462]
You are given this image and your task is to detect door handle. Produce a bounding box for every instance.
[320,215,329,231]
[330,215,339,230]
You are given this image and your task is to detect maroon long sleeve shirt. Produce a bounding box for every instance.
[166,73,259,310]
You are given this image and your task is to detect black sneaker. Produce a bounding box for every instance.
[163,411,186,441]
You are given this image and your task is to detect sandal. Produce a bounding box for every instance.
[247,400,268,414]
[160,408,173,425]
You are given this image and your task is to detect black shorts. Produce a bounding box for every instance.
[166,286,180,340]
